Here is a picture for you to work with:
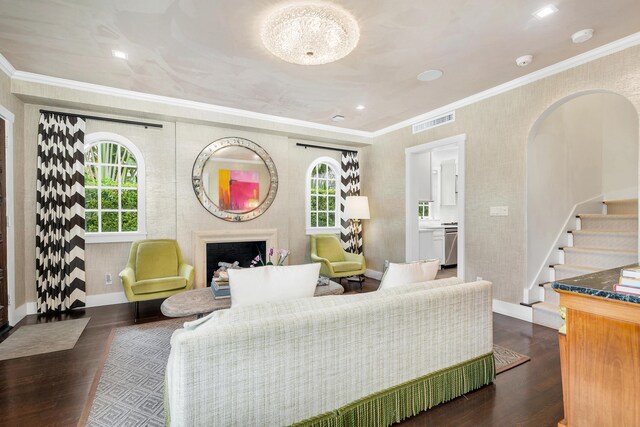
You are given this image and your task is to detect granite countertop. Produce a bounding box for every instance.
[552,264,640,305]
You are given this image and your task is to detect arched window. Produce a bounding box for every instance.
[306,157,341,234]
[84,132,146,243]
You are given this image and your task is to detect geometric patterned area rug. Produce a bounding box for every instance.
[79,319,529,426]
[0,317,90,361]
[493,344,531,374]
[80,317,193,427]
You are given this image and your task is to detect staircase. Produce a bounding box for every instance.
[533,199,638,328]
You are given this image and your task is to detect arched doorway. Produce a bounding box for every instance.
[525,91,639,306]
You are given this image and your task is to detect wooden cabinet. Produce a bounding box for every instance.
[556,290,640,427]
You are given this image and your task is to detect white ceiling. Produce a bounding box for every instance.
[0,0,638,132]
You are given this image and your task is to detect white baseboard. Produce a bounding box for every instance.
[26,302,37,315]
[11,303,27,326]
[86,291,129,307]
[492,299,533,323]
[23,291,129,316]
[364,269,383,280]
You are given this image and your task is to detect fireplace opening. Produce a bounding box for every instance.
[205,241,267,286]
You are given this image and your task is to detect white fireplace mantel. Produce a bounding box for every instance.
[192,228,278,288]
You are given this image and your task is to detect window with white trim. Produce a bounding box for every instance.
[418,201,432,219]
[84,132,146,243]
[306,157,341,234]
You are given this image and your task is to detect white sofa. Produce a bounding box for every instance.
[165,277,494,426]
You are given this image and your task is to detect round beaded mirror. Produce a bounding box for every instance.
[192,137,278,221]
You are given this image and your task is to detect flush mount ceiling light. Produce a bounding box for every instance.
[261,2,360,65]
[356,105,365,110]
[533,4,558,19]
[571,28,594,43]
[417,69,444,82]
[111,49,128,60]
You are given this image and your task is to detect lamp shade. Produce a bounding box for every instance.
[344,196,370,219]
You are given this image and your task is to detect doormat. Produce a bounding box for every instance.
[0,317,90,361]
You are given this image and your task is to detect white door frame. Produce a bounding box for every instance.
[0,104,16,326]
[405,133,466,280]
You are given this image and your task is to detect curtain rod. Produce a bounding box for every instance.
[39,109,163,129]
[296,142,357,154]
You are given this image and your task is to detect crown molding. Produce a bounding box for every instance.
[11,70,374,140]
[4,30,640,139]
[0,52,16,77]
[370,31,640,137]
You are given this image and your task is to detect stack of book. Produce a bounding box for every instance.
[211,277,230,299]
[317,275,330,286]
[615,266,640,296]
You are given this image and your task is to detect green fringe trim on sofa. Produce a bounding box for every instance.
[291,352,495,427]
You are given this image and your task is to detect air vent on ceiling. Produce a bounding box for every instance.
[412,111,455,134]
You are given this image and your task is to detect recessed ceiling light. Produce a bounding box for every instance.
[112,49,128,60]
[417,69,443,82]
[356,105,365,110]
[571,28,594,44]
[533,4,558,19]
[332,115,345,122]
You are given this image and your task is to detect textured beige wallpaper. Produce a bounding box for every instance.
[0,72,25,308]
[362,45,640,304]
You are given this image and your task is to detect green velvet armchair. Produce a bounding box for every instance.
[119,239,194,318]
[310,234,366,285]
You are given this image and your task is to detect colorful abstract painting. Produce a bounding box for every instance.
[219,169,259,210]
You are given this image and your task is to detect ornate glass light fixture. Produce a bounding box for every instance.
[261,2,360,65]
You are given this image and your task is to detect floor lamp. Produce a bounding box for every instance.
[345,196,370,283]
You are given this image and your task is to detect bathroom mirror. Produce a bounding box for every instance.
[192,137,278,221]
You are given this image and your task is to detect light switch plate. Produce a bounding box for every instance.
[490,206,509,216]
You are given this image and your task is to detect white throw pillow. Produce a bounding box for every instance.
[378,260,439,290]
[229,264,321,308]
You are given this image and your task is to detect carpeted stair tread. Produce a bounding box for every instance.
[542,283,559,305]
[552,264,600,273]
[571,229,638,251]
[577,214,638,219]
[561,246,637,255]
[534,301,560,313]
[604,198,638,203]
[571,230,637,236]
[532,302,563,329]
[604,199,638,215]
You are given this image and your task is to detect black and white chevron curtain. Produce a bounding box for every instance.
[36,112,87,314]
[340,151,363,254]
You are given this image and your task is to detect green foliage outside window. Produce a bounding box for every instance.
[85,141,139,233]
[309,162,339,228]
[418,201,430,218]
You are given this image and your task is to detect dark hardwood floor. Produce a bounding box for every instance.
[0,273,563,427]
